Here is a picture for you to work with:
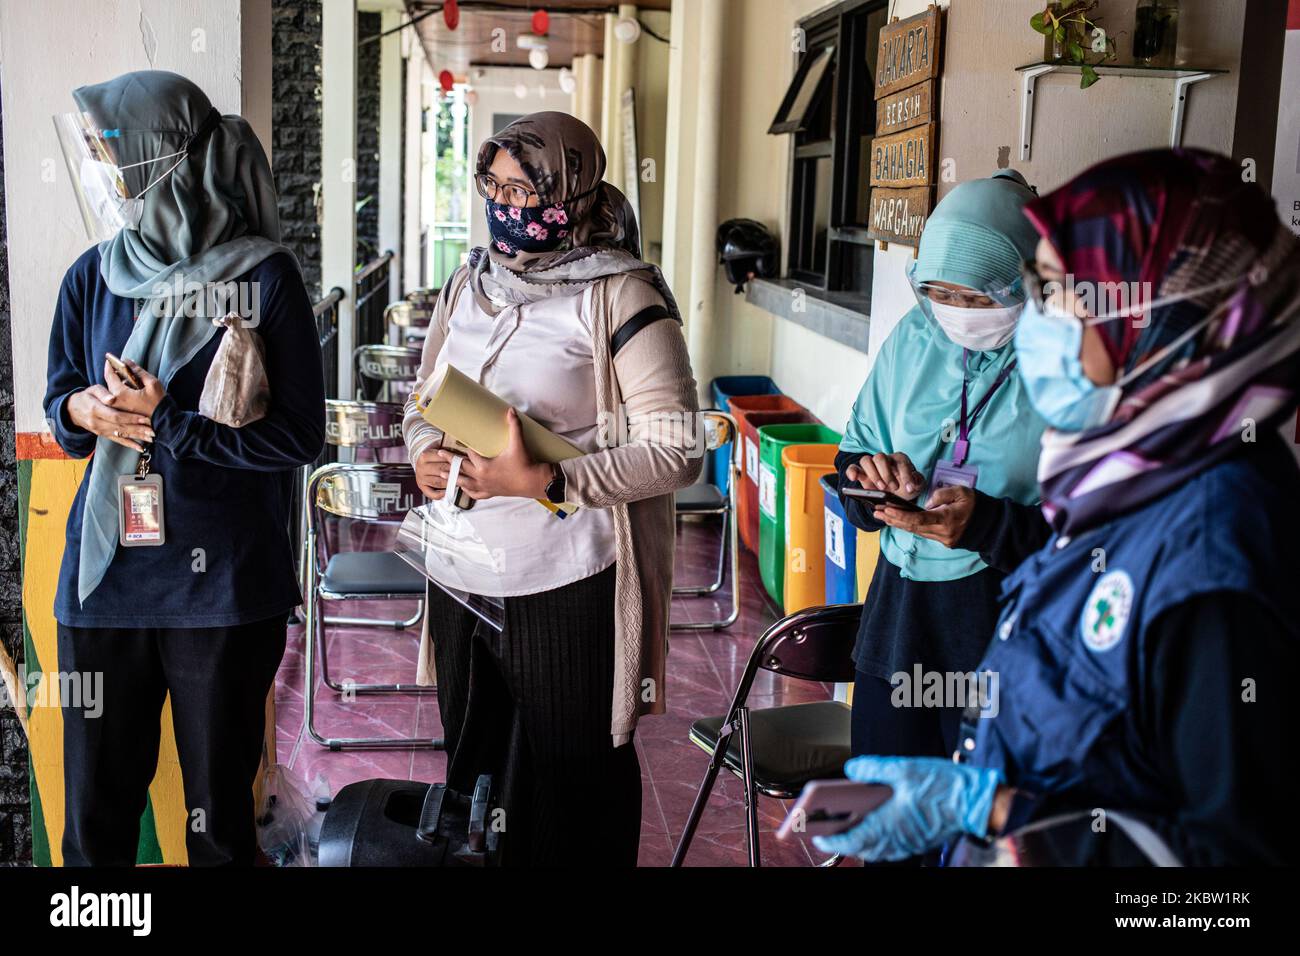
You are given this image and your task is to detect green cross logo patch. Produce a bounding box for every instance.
[1081,570,1133,652]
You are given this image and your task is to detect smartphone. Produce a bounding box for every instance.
[841,486,924,513]
[105,352,143,390]
[776,780,894,840]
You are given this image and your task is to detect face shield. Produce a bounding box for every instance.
[907,260,1027,351]
[53,111,188,241]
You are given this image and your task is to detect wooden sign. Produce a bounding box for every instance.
[874,7,942,100]
[876,79,934,136]
[867,186,933,246]
[869,122,935,188]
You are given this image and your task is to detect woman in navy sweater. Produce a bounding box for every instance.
[44,71,324,865]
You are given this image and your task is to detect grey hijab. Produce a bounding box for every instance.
[72,70,294,604]
[468,111,681,320]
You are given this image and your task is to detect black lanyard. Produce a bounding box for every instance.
[954,350,1017,467]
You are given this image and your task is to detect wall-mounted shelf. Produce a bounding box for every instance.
[1015,62,1228,161]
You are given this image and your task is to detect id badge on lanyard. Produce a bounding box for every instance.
[118,449,165,547]
[930,352,1017,498]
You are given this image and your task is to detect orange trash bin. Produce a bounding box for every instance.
[729,396,811,552]
[781,444,840,614]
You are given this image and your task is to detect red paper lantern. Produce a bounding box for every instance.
[531,8,550,36]
[439,69,455,94]
[444,0,460,31]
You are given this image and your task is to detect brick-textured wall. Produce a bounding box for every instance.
[272,0,323,298]
[0,76,32,866]
[356,11,381,266]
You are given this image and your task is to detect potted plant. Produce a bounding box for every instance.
[1031,1,1118,88]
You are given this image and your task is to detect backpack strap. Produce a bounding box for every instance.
[611,304,674,358]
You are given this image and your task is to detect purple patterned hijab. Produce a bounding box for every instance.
[1024,149,1300,534]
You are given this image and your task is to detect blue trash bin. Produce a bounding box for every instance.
[821,474,857,605]
[709,375,780,494]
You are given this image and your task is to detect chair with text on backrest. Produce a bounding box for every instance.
[303,461,441,751]
[317,400,422,618]
[670,602,860,867]
[672,410,740,630]
[406,287,440,308]
[385,299,434,349]
[354,344,424,404]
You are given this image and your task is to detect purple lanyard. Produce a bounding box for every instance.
[954,350,1018,467]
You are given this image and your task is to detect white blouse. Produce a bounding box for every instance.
[420,284,617,598]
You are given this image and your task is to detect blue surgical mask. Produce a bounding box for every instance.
[1016,287,1229,433]
[1014,299,1120,432]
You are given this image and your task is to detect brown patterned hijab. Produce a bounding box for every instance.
[468,111,676,317]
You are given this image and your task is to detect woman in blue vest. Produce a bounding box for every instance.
[817,149,1299,866]
[837,170,1050,777]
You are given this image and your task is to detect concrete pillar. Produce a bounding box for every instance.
[662,0,696,297]
[572,53,603,137]
[601,15,619,185]
[240,0,274,152]
[378,6,403,300]
[686,0,725,402]
[403,45,425,293]
[321,0,358,400]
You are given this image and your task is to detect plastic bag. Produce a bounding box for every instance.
[255,764,315,867]
[199,314,270,428]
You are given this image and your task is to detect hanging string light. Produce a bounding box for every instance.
[439,69,456,94]
[531,8,550,36]
[443,0,460,31]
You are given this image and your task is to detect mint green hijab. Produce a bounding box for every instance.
[841,171,1045,582]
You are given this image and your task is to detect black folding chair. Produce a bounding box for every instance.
[671,603,861,867]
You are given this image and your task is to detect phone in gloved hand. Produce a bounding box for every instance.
[777,779,895,840]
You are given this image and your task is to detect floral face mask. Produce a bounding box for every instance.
[486,199,571,255]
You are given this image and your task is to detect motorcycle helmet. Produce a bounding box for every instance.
[716,219,779,294]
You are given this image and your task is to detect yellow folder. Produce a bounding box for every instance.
[415,364,583,516]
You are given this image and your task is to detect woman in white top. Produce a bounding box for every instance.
[403,112,701,866]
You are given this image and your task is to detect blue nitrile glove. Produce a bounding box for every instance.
[811,756,1003,862]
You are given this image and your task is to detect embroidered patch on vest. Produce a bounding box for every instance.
[1080,570,1133,653]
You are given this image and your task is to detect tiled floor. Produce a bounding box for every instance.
[274,506,842,867]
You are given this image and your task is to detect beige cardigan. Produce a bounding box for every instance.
[403,266,702,744]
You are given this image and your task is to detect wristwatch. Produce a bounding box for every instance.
[544,463,567,505]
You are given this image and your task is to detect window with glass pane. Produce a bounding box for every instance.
[769,0,889,299]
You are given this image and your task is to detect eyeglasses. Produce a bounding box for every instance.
[914,282,1000,309]
[475,172,538,209]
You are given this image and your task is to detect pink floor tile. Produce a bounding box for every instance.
[274,504,845,866]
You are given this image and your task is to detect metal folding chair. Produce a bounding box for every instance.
[315,401,423,625]
[302,460,441,751]
[670,603,860,867]
[354,344,423,403]
[672,410,740,630]
[384,300,433,348]
[405,287,441,308]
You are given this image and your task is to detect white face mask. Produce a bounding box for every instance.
[78,150,186,234]
[930,300,1023,351]
[79,158,139,233]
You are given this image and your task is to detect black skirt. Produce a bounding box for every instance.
[425,564,642,867]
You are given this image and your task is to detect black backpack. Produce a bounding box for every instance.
[318,775,501,867]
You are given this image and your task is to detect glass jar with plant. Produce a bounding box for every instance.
[1031,1,1118,88]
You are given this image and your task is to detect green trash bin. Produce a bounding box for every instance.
[757,423,841,606]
